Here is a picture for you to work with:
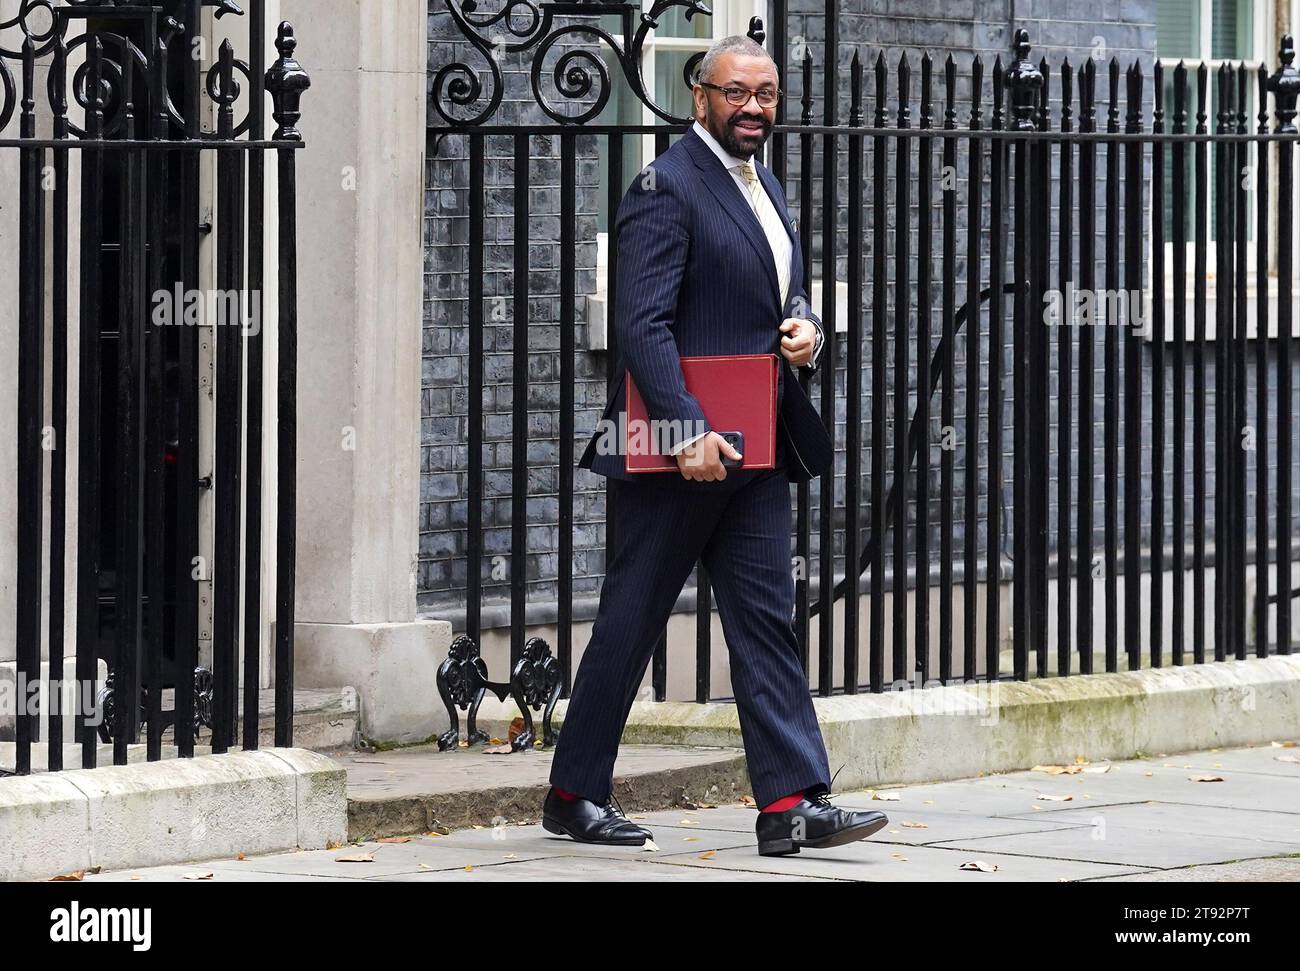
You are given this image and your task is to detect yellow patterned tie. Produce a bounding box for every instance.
[739,160,791,309]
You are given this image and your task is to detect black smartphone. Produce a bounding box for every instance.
[719,430,745,469]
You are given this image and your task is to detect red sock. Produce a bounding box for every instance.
[552,786,580,802]
[761,791,805,813]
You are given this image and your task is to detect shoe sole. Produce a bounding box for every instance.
[542,815,649,846]
[757,815,890,857]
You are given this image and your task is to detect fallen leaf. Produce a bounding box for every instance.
[871,791,902,801]
[1030,805,1043,811]
[334,853,375,863]
[1082,764,1112,774]
[417,863,433,870]
[698,851,716,861]
[1074,756,1088,765]
[1271,740,1297,748]
[326,841,343,850]
[739,796,756,807]
[464,865,474,872]
[483,744,513,755]
[891,853,909,861]
[1144,772,1154,777]
[502,854,517,860]
[683,837,699,842]
[1276,755,1300,764]
[1035,794,1073,802]
[923,800,934,805]
[182,872,214,881]
[377,837,412,844]
[235,852,245,861]
[901,821,929,828]
[507,718,526,743]
[1188,774,1224,783]
[1032,764,1084,775]
[642,839,661,852]
[959,860,999,872]
[131,876,141,881]
[679,819,697,826]
[49,871,85,882]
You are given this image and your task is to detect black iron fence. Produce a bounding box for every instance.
[430,6,1300,721]
[2,1,307,776]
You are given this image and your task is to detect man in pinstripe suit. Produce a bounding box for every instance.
[542,36,888,857]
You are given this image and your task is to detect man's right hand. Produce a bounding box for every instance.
[675,431,743,482]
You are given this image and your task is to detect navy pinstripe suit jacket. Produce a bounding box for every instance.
[578,125,834,487]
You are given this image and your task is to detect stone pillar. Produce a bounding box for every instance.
[279,0,449,744]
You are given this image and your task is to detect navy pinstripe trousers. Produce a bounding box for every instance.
[548,459,832,809]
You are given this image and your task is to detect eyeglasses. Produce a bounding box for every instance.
[697,81,781,109]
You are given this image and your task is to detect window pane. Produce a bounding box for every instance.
[595,16,647,234]
[1211,0,1252,59]
[655,49,702,120]
[1157,0,1201,59]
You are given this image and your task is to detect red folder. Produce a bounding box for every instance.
[624,354,778,473]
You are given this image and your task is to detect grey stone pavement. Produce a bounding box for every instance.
[81,742,1300,882]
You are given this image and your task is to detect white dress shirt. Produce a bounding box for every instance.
[669,120,824,456]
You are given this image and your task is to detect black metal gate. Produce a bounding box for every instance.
[2,0,309,776]
[427,2,1300,720]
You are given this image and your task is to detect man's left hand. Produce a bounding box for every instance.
[779,317,817,368]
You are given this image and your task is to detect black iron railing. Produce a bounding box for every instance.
[2,1,307,776]
[427,3,1300,725]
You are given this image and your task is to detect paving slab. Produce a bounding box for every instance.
[830,756,1300,816]
[1090,857,1300,882]
[998,799,1300,845]
[378,856,838,882]
[66,742,1300,883]
[648,839,1153,882]
[927,822,1296,869]
[82,865,362,884]
[198,839,560,879]
[403,821,756,859]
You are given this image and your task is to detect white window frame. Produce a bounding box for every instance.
[1148,0,1294,342]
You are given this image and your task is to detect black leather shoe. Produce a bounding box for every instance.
[755,790,888,856]
[542,788,652,846]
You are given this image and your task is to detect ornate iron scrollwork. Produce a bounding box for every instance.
[436,633,562,751]
[0,0,267,138]
[431,0,722,127]
[95,667,215,744]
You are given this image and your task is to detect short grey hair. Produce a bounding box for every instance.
[694,35,777,86]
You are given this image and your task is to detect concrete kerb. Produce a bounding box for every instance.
[470,655,1300,791]
[0,748,347,882]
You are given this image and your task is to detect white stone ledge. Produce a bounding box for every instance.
[0,748,347,882]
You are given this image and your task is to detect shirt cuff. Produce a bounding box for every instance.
[668,430,710,456]
[806,321,825,369]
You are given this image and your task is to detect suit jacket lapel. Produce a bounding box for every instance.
[682,128,781,307]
